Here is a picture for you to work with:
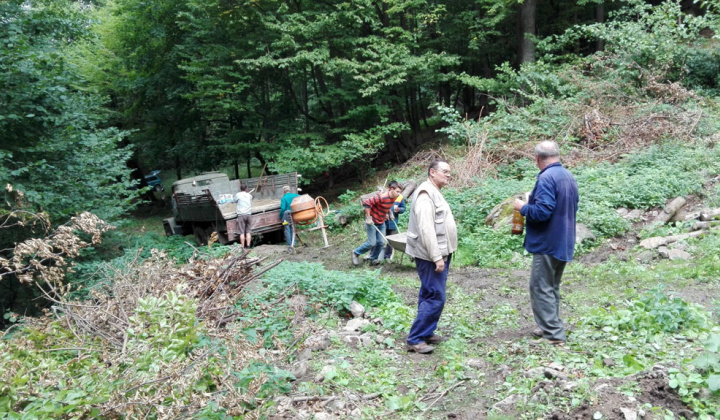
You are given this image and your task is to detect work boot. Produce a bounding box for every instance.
[529,339,565,348]
[407,342,434,354]
[426,334,447,344]
[351,252,360,266]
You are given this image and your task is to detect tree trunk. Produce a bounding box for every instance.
[517,0,537,64]
[595,2,605,52]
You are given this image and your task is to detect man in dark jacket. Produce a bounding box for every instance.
[514,141,579,347]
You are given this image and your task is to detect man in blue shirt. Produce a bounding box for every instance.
[514,141,579,347]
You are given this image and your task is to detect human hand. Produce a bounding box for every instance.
[434,259,445,273]
[365,215,374,225]
[513,199,526,211]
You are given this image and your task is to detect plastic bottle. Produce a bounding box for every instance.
[511,209,524,235]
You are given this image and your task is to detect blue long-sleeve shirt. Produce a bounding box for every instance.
[385,196,406,231]
[520,162,579,262]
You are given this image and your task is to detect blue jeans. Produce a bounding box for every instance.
[282,210,295,246]
[353,222,386,260]
[407,256,451,345]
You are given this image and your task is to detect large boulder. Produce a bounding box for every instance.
[485,193,529,230]
[575,223,596,244]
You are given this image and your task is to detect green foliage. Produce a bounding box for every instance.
[260,261,398,313]
[668,333,720,417]
[0,0,139,227]
[584,287,708,335]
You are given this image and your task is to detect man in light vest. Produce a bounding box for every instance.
[405,159,458,354]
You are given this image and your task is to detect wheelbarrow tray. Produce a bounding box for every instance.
[385,232,407,253]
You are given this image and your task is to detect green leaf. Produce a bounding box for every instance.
[708,374,720,392]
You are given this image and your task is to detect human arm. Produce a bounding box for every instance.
[519,180,556,222]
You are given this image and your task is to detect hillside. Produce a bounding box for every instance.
[3,2,720,419]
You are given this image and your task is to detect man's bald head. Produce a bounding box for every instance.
[534,141,560,169]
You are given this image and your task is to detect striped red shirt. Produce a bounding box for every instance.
[363,191,396,224]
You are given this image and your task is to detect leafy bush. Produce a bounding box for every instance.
[584,287,708,335]
[669,333,720,418]
[259,261,398,312]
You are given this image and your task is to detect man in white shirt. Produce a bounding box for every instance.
[233,184,253,248]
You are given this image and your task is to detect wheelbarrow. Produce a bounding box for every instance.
[385,232,408,263]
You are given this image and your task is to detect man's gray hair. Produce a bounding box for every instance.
[535,141,560,159]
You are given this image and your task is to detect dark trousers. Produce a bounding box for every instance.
[407,256,451,345]
[530,254,567,341]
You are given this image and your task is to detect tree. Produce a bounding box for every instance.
[0,0,138,227]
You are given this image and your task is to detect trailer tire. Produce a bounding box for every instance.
[193,225,208,245]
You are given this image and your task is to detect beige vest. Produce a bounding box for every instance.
[405,180,458,262]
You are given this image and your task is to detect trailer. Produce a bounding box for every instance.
[163,171,299,245]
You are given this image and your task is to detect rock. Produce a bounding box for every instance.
[359,333,374,347]
[290,361,309,379]
[323,398,346,412]
[625,209,644,221]
[313,413,333,420]
[297,348,313,363]
[602,358,616,367]
[467,359,485,369]
[316,365,335,382]
[672,241,688,251]
[349,301,365,318]
[305,332,331,351]
[491,394,523,412]
[619,407,638,419]
[594,383,610,392]
[544,368,568,381]
[375,334,385,344]
[636,251,654,264]
[616,208,629,216]
[524,367,545,378]
[548,362,565,371]
[485,193,529,229]
[561,381,578,391]
[342,335,361,347]
[343,318,370,332]
[640,237,667,249]
[670,248,693,259]
[663,249,691,260]
[576,224,596,244]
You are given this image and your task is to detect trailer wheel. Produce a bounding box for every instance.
[193,225,208,245]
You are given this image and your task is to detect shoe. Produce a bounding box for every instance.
[371,259,382,266]
[407,342,435,354]
[532,328,543,338]
[529,339,565,347]
[426,334,447,344]
[352,252,360,266]
[385,249,394,260]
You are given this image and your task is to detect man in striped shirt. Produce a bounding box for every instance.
[352,181,402,266]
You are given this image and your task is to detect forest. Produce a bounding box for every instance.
[2,0,720,418]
